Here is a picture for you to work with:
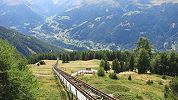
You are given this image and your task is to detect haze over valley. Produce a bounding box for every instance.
[0,0,178,51]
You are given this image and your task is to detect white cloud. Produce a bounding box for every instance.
[57,16,70,20]
[151,0,178,6]
[53,0,59,4]
[172,23,176,28]
[77,0,119,7]
[95,17,102,22]
[123,11,142,17]
[89,24,94,28]
[105,8,109,12]
[26,0,62,5]
[4,0,178,7]
[106,15,113,20]
[65,0,119,12]
[3,0,24,6]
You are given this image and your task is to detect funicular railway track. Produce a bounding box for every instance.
[52,63,116,100]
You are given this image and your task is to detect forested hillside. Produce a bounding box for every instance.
[28,37,178,77]
[0,26,64,56]
[0,39,39,99]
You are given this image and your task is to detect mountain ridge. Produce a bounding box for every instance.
[0,0,178,51]
[0,26,64,56]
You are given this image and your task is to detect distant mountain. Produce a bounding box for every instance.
[30,0,178,51]
[0,0,44,34]
[0,0,178,51]
[0,26,64,56]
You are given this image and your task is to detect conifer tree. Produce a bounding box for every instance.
[0,39,39,99]
[134,37,152,74]
[137,49,150,74]
[128,55,135,71]
[62,54,66,63]
[100,59,110,73]
[112,59,121,73]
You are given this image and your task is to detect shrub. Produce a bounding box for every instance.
[162,75,167,80]
[158,80,163,85]
[104,85,130,94]
[39,60,46,65]
[164,85,176,99]
[113,92,143,100]
[142,91,161,100]
[97,67,105,77]
[109,73,118,80]
[146,80,154,85]
[60,91,67,99]
[170,77,178,97]
[164,85,169,98]
[128,75,132,81]
[37,63,40,66]
[136,94,144,100]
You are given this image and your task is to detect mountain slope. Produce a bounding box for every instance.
[0,0,178,51]
[0,26,64,56]
[0,0,43,34]
[30,0,178,51]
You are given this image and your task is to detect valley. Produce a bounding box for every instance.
[0,0,178,51]
[1,0,178,100]
[0,26,64,56]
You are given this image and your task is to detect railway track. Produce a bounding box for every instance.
[52,63,116,100]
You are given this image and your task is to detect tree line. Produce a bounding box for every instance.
[27,37,178,76]
[28,50,132,64]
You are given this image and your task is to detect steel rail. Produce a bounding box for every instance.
[53,65,95,100]
[52,63,116,100]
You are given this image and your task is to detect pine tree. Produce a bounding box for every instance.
[134,36,152,57]
[134,36,152,74]
[160,53,168,75]
[62,54,69,63]
[128,55,135,71]
[100,59,110,73]
[100,59,105,68]
[109,72,118,80]
[112,59,121,73]
[62,54,66,63]
[97,67,105,77]
[0,39,39,99]
[120,61,125,72]
[168,52,177,76]
[128,75,132,81]
[137,49,150,74]
[66,54,69,63]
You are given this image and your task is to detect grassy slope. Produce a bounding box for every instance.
[58,59,100,74]
[57,60,172,100]
[78,74,170,100]
[29,60,68,100]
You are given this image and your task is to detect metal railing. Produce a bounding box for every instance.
[52,63,116,100]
